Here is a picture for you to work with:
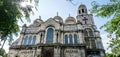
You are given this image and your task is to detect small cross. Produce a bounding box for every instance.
[83,17,88,24]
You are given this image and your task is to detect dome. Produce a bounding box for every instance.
[78,4,86,8]
[54,16,63,22]
[65,16,76,23]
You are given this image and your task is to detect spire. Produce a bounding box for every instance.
[57,12,58,16]
[69,13,71,17]
[39,16,41,19]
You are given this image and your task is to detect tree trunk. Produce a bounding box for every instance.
[1,39,6,49]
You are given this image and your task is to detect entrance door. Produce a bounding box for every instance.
[42,47,54,57]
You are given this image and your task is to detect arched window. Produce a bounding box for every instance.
[40,34,42,43]
[74,34,77,44]
[85,39,90,48]
[91,39,96,48]
[46,28,54,43]
[79,10,81,14]
[82,9,84,13]
[56,33,58,43]
[28,36,32,45]
[32,36,36,45]
[84,30,88,36]
[84,28,94,37]
[88,29,94,36]
[23,36,28,45]
[65,35,68,44]
[69,34,73,44]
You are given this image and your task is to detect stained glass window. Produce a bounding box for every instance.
[65,35,68,44]
[74,34,77,44]
[69,34,73,44]
[32,36,36,45]
[46,28,54,43]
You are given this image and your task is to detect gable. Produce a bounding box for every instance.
[41,18,60,29]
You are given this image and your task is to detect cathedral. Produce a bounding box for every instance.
[8,4,105,57]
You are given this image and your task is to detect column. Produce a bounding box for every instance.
[54,31,57,43]
[36,48,41,57]
[78,31,83,44]
[80,49,85,57]
[54,47,60,57]
[89,39,92,49]
[61,32,64,44]
[18,34,24,45]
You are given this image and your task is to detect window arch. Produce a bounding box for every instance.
[28,36,32,45]
[74,34,78,44]
[46,28,54,43]
[23,36,28,45]
[65,35,68,44]
[32,36,36,45]
[69,34,73,44]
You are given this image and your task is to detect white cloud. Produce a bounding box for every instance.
[0,41,9,53]
[3,44,9,53]
[101,33,111,53]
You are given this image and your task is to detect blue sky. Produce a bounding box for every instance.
[1,0,111,53]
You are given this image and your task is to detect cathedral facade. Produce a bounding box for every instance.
[8,4,105,57]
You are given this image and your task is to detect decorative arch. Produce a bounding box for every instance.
[46,28,54,43]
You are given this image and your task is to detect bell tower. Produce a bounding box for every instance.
[77,4,87,15]
[76,4,95,25]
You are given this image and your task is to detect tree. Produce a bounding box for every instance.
[0,0,38,48]
[106,53,117,57]
[91,0,120,56]
[0,48,7,57]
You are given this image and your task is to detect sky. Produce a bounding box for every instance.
[0,0,111,53]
